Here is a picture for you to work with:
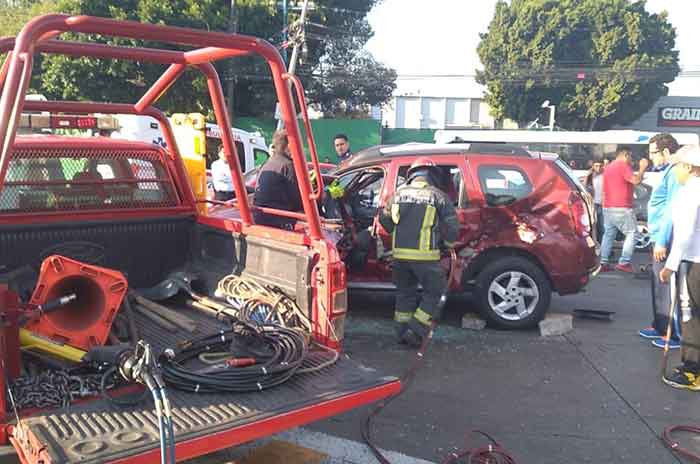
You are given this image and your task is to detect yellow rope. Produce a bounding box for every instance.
[216,275,311,332]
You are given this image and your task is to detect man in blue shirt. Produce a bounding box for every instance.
[640,133,682,348]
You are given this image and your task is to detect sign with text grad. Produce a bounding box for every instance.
[658,107,700,127]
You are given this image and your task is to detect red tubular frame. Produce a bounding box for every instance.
[0,14,323,238]
[284,73,324,199]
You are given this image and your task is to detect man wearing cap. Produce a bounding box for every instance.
[659,145,700,390]
[379,157,459,347]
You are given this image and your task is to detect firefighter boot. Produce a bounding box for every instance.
[400,327,423,348]
[394,310,412,344]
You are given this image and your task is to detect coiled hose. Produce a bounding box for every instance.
[216,275,311,332]
[159,319,309,393]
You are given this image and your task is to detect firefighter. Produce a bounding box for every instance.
[379,157,459,347]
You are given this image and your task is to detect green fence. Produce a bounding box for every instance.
[381,128,437,144]
[234,118,438,163]
[235,117,381,163]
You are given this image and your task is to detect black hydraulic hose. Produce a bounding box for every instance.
[144,373,167,464]
[159,321,308,393]
[154,374,176,464]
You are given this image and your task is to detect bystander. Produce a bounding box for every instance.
[659,145,700,390]
[211,145,235,201]
[333,134,352,162]
[600,147,648,273]
[585,160,605,241]
[639,134,683,349]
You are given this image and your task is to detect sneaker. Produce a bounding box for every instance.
[615,263,635,273]
[639,327,663,339]
[663,369,700,391]
[652,338,681,350]
[600,264,614,272]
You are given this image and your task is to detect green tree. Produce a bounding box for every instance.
[0,0,61,37]
[1,0,395,118]
[476,0,680,130]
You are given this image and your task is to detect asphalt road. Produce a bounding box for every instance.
[309,253,700,463]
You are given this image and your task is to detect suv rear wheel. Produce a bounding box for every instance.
[474,256,551,329]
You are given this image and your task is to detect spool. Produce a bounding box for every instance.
[25,255,128,350]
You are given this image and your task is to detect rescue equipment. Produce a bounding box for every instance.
[24,255,128,350]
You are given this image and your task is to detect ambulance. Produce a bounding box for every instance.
[111,112,270,172]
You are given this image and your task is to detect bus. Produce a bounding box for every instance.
[434,129,699,178]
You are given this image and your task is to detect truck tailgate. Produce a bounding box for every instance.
[8,307,400,464]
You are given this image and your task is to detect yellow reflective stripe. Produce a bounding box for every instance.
[394,311,412,323]
[418,205,436,252]
[391,203,401,224]
[393,247,440,261]
[414,307,432,326]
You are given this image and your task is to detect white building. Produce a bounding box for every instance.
[381,75,511,129]
[614,95,700,137]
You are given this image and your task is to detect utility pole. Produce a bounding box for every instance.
[226,0,238,121]
[282,0,288,64]
[276,0,310,130]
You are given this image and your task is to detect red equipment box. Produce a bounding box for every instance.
[25,255,128,350]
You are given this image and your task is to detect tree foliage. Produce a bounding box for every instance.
[0,0,395,118]
[476,0,680,130]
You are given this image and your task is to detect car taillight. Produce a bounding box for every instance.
[569,193,591,237]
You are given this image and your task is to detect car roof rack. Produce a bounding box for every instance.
[343,142,532,168]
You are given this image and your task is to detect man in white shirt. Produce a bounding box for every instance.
[585,160,605,241]
[659,145,700,390]
[211,146,235,201]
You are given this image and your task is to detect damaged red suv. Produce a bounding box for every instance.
[325,143,600,329]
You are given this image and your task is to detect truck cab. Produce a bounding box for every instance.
[0,15,399,464]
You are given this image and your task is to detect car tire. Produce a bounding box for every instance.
[635,221,651,251]
[474,256,551,329]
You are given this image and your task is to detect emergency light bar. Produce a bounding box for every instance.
[19,113,119,131]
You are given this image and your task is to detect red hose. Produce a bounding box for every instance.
[441,430,517,464]
[662,424,700,462]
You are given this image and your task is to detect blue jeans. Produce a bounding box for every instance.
[600,207,636,265]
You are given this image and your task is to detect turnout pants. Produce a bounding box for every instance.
[392,260,447,337]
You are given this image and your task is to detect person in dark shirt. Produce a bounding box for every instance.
[253,130,303,229]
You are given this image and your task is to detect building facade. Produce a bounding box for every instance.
[614,95,700,137]
[381,75,512,129]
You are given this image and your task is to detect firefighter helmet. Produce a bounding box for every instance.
[407,157,437,183]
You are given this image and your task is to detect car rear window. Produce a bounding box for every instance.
[0,147,179,213]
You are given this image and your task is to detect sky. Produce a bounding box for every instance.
[365,0,700,95]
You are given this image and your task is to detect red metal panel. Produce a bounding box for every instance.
[110,381,402,464]
[0,285,20,445]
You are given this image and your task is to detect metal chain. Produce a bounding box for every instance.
[8,370,113,410]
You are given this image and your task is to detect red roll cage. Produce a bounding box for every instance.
[0,14,324,238]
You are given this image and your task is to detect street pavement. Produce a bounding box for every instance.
[307,252,700,463]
